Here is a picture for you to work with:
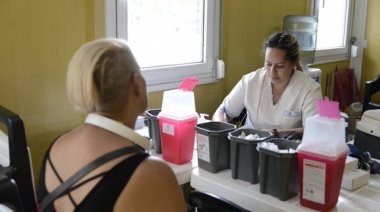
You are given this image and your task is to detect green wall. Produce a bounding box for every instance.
[223,0,309,91]
[0,0,89,181]
[362,0,380,101]
[1,0,367,184]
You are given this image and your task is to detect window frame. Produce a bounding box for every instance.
[105,0,222,92]
[311,0,355,65]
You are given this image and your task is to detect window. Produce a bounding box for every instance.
[312,0,354,64]
[105,0,222,92]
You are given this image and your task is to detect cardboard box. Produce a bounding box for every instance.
[345,156,358,172]
[341,169,370,190]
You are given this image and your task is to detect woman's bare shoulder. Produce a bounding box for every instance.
[113,156,186,212]
[139,156,176,173]
[130,156,181,190]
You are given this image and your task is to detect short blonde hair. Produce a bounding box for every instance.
[67,38,140,113]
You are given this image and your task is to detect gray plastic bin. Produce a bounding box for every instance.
[145,108,162,154]
[195,121,236,173]
[258,138,300,201]
[228,128,273,184]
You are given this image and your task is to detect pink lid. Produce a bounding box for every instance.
[178,76,199,91]
[316,97,340,119]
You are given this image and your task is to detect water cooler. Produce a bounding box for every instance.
[283,15,321,83]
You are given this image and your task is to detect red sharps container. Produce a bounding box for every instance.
[297,98,349,211]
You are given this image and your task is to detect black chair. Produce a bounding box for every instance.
[187,191,250,212]
[0,167,24,211]
[362,75,380,113]
[0,105,37,212]
[232,108,247,126]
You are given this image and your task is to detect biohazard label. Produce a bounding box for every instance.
[303,159,326,204]
[162,123,174,136]
[197,133,210,162]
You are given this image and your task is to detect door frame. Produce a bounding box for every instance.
[349,0,368,87]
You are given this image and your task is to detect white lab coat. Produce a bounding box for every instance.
[220,67,322,129]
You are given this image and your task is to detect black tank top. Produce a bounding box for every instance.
[37,144,149,212]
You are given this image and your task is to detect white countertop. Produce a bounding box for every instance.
[191,167,380,212]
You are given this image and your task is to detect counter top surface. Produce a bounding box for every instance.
[191,167,380,212]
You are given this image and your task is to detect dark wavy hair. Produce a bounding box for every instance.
[263,31,300,63]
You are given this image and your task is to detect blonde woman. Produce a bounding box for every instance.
[38,38,186,211]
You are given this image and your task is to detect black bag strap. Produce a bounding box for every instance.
[40,145,143,210]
